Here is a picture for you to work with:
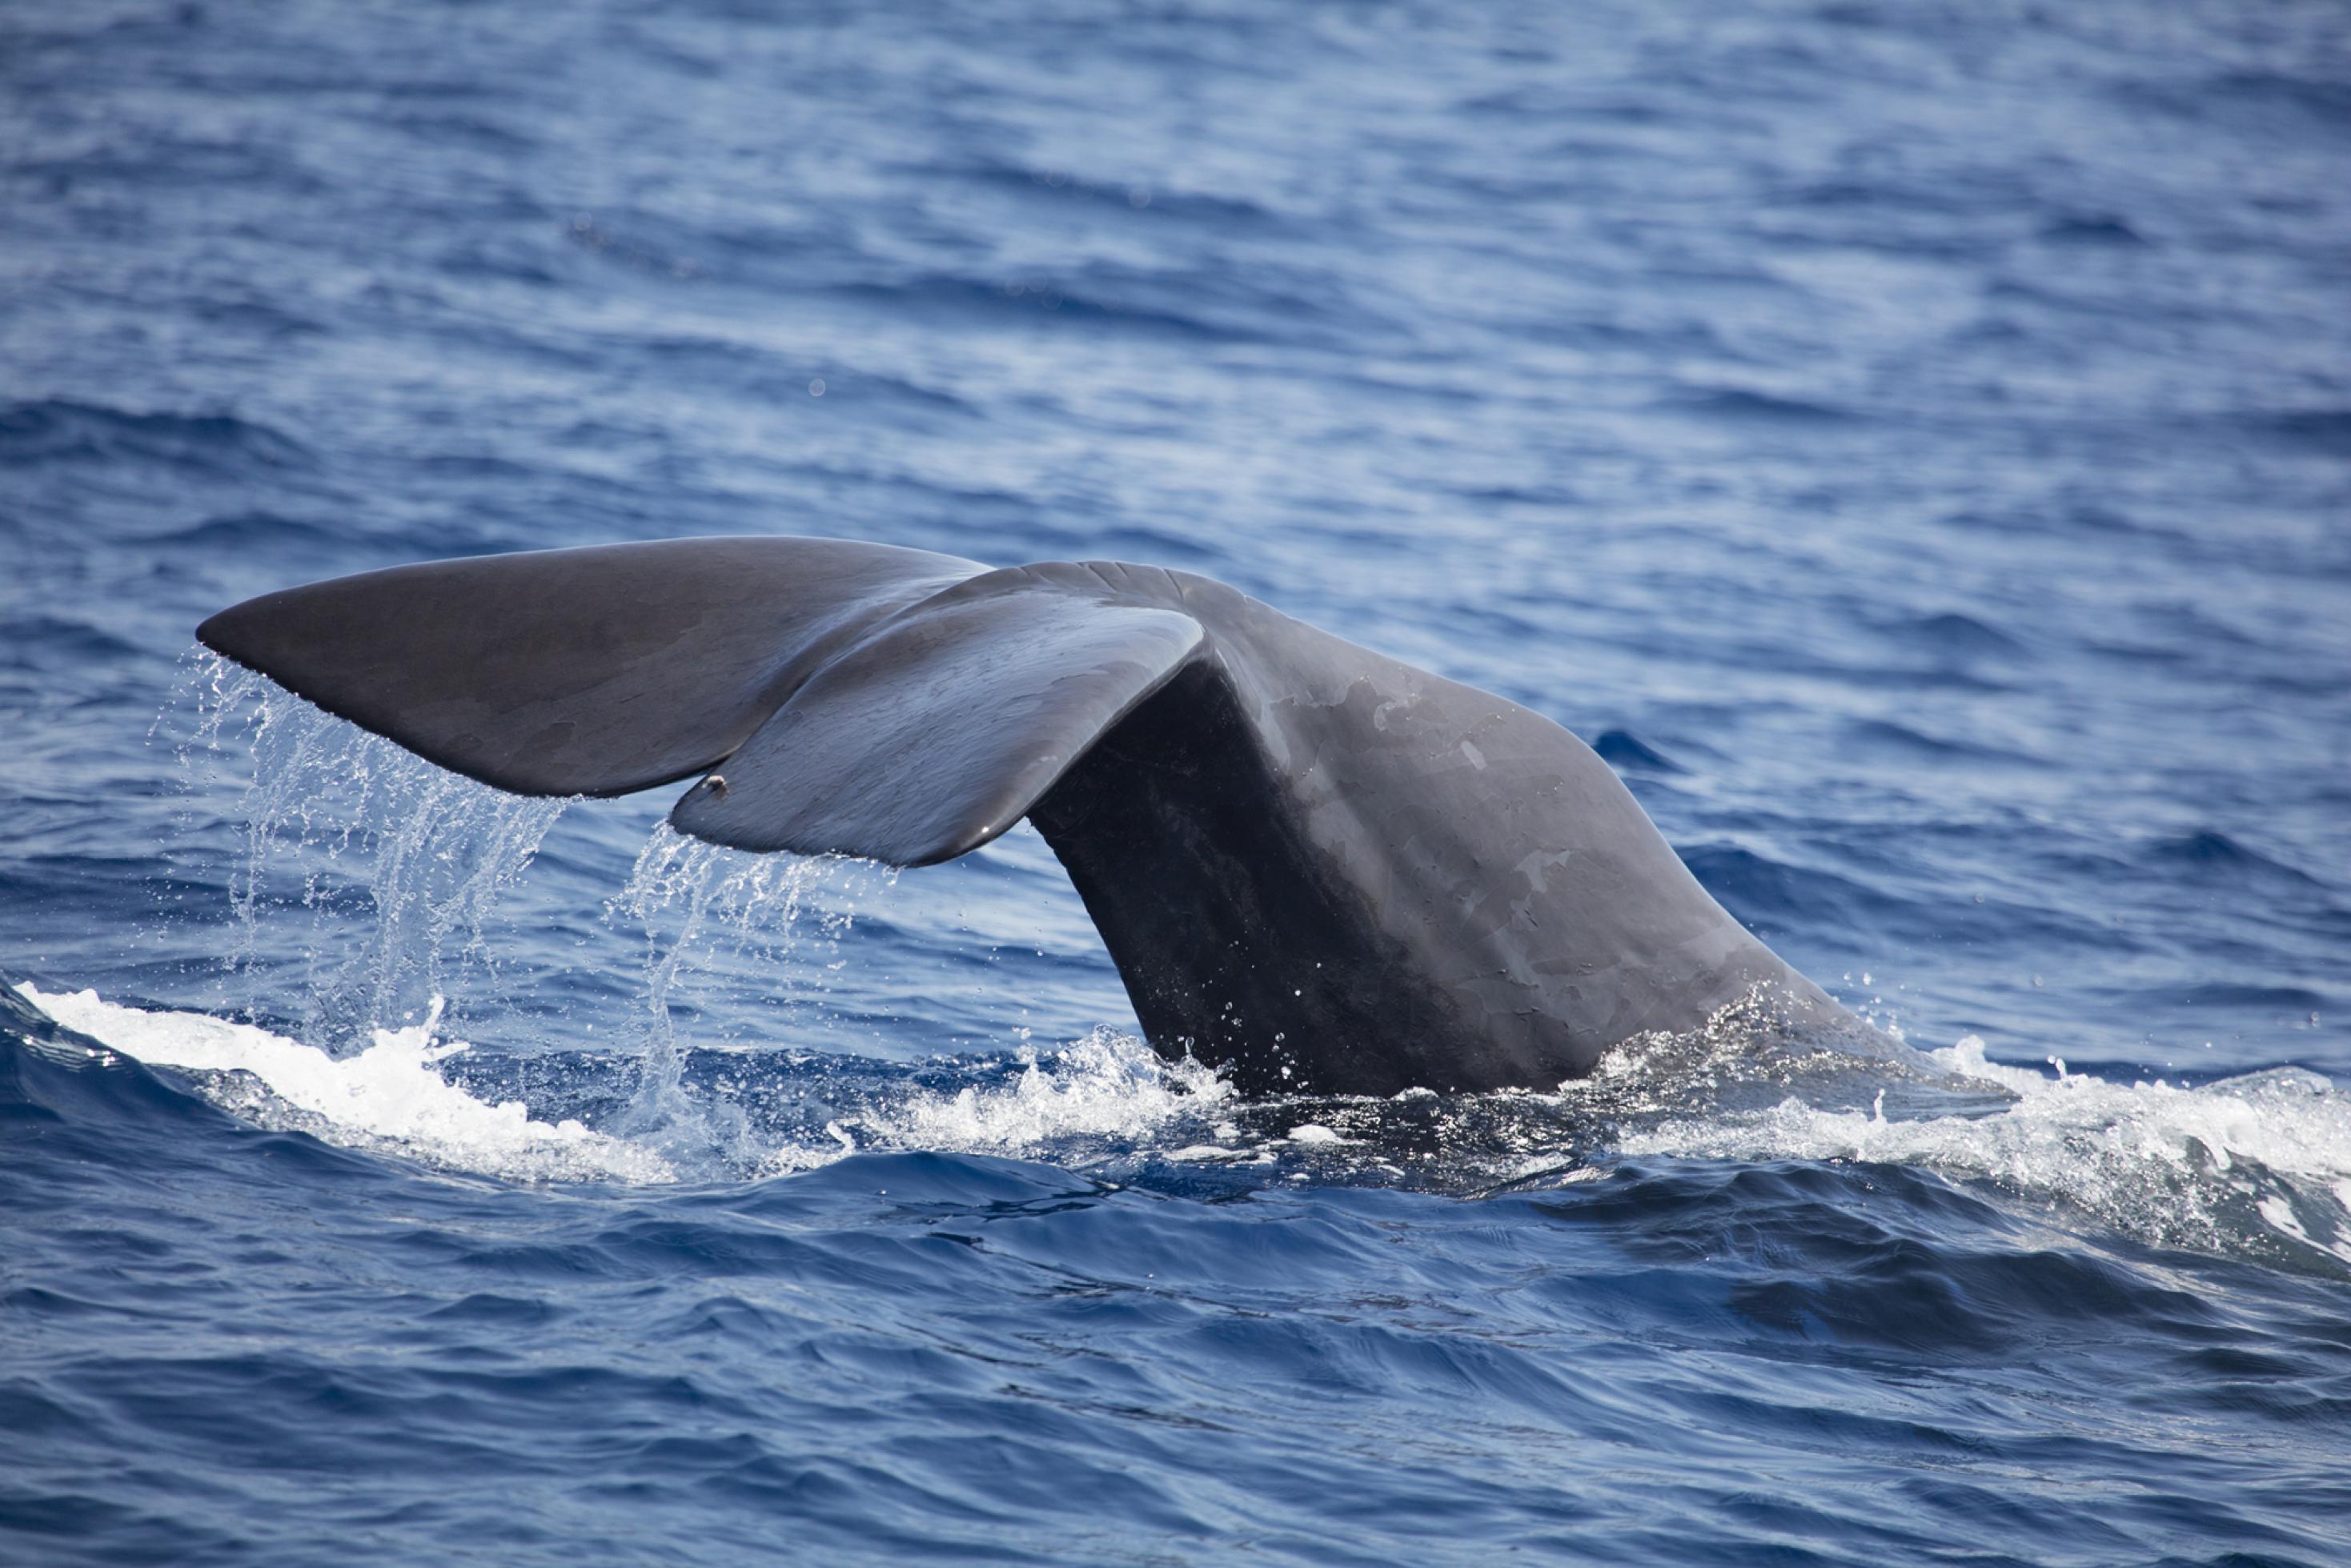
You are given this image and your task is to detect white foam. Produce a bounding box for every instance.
[762,1027,1231,1174]
[1620,1035,2351,1260]
[29,965,2343,1263]
[18,983,673,1185]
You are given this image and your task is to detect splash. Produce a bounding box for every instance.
[774,1027,1234,1173]
[11,976,1228,1186]
[610,825,879,1034]
[605,825,888,1116]
[167,654,567,1044]
[597,830,1231,1176]
[1619,1034,2351,1264]
[18,981,671,1184]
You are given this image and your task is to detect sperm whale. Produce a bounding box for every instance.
[199,535,1844,1094]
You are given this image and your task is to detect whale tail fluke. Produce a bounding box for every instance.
[198,538,1204,865]
[198,535,1851,1091]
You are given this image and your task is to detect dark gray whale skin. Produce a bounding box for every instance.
[198,536,1843,1095]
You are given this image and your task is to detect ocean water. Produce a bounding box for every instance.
[5,0,2350,1562]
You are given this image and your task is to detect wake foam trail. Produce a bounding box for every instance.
[1620,1036,2351,1264]
[18,983,672,1185]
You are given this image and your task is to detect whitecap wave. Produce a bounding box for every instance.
[17,982,674,1185]
[1619,1035,2351,1262]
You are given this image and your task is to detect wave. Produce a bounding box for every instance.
[1591,728,1685,773]
[1678,843,1890,936]
[0,399,311,474]
[1888,610,2026,660]
[828,275,1242,343]
[1842,716,2044,768]
[1663,387,1861,425]
[2040,214,2148,247]
[18,983,672,1185]
[1621,1036,2351,1268]
[0,613,142,665]
[905,153,1285,228]
[2241,408,2351,455]
[2144,829,2323,889]
[138,511,349,555]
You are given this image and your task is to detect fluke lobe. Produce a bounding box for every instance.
[199,535,1845,1094]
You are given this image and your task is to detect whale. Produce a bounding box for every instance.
[197,535,1846,1094]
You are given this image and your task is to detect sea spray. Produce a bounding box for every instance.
[166,654,565,1047]
[761,1025,1234,1175]
[604,826,889,1164]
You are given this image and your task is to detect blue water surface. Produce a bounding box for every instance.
[5,1,2350,1562]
